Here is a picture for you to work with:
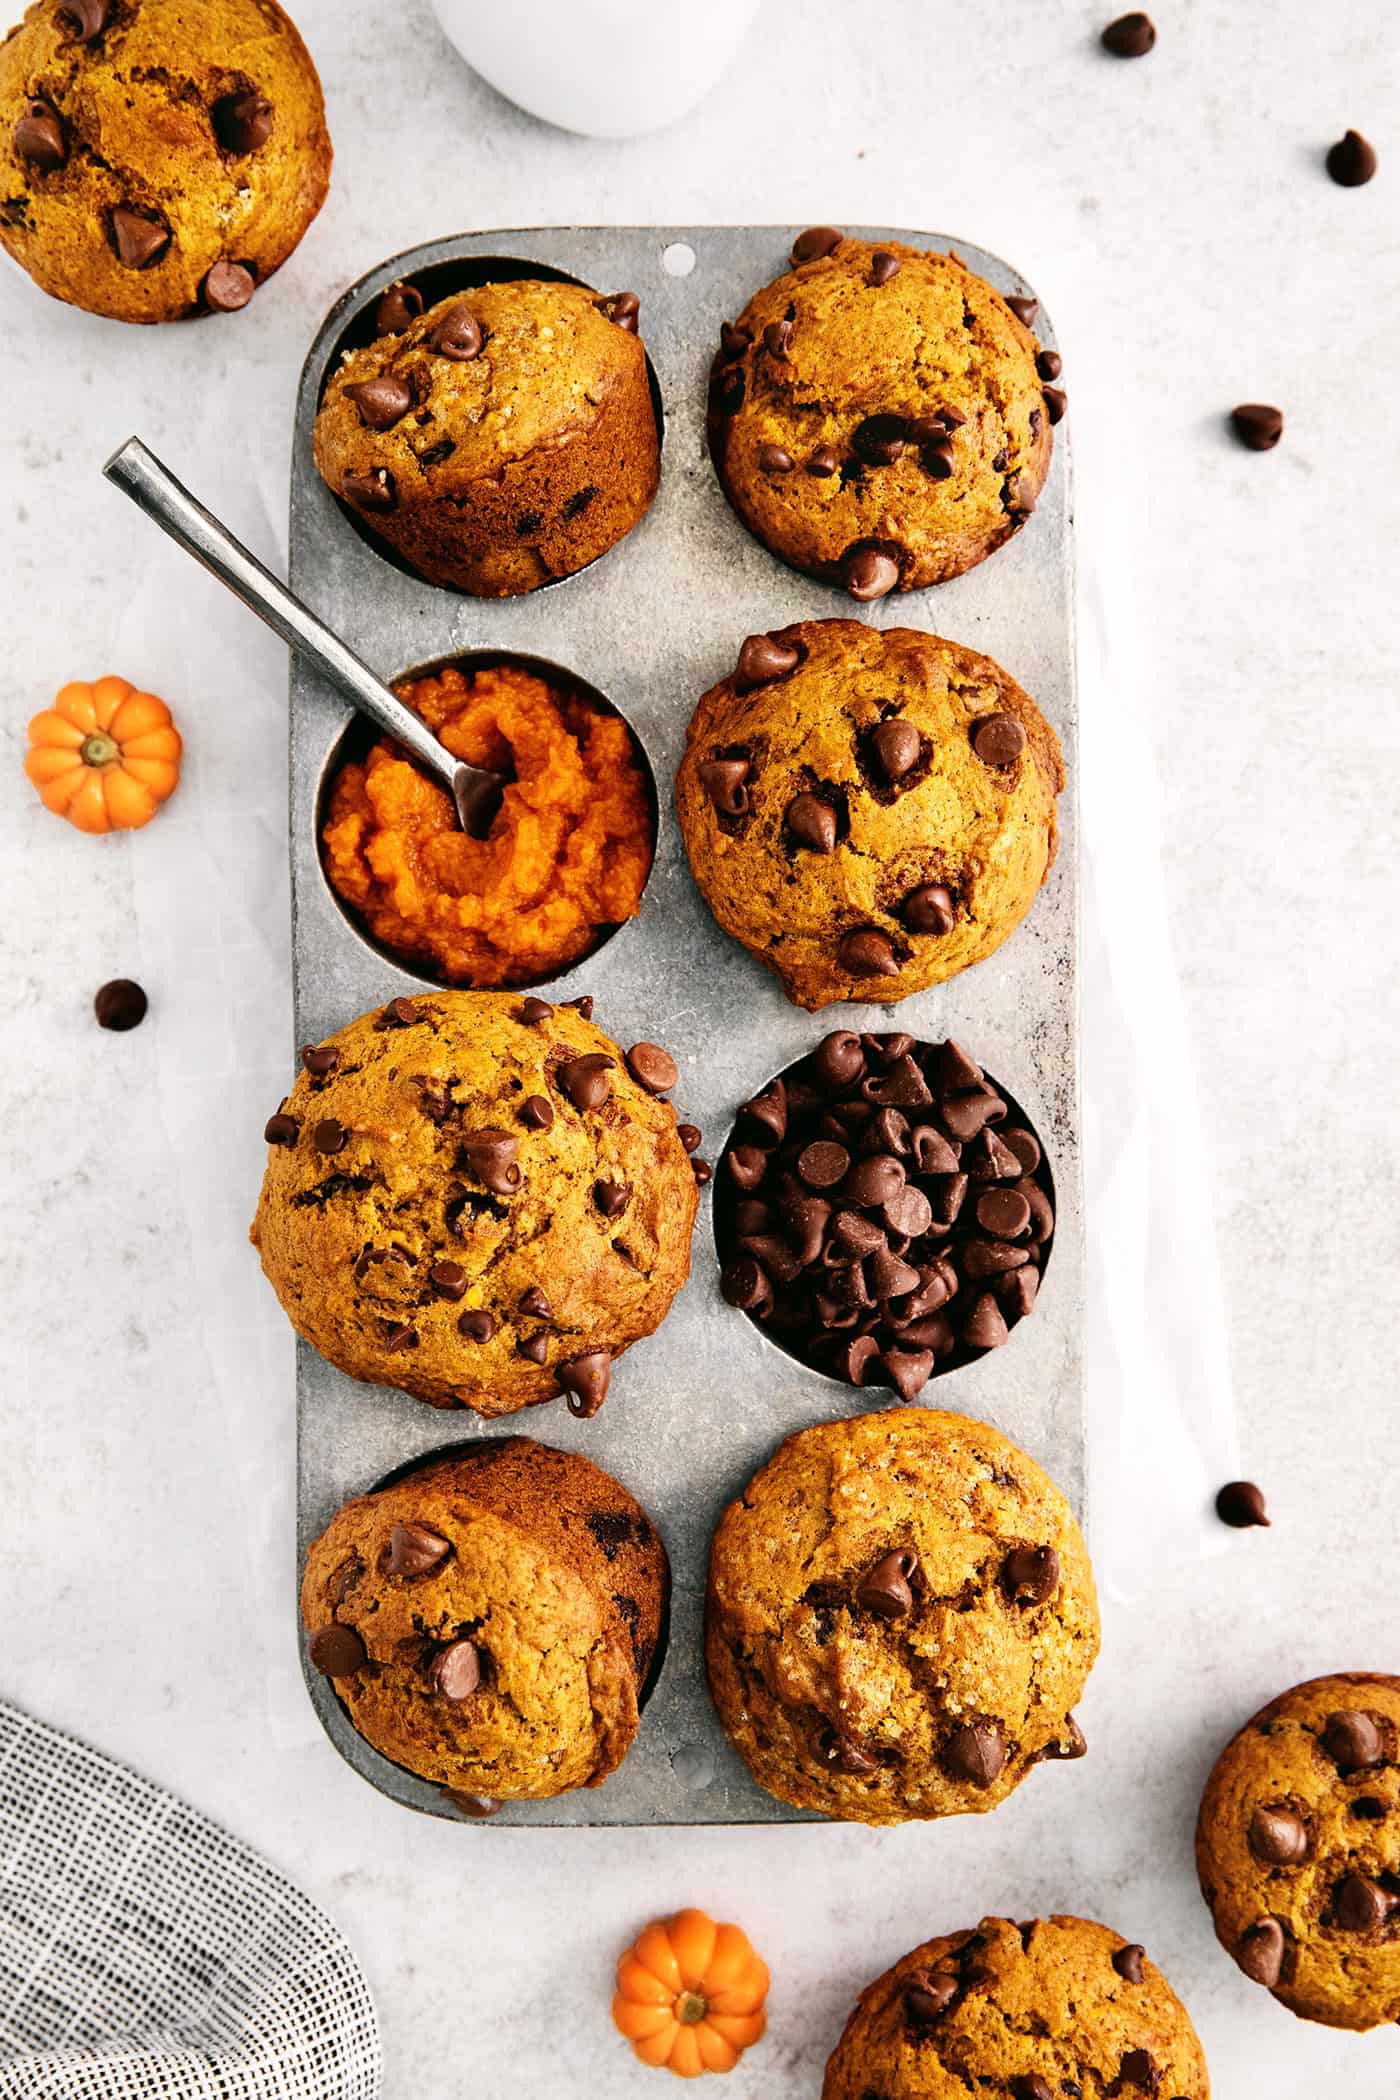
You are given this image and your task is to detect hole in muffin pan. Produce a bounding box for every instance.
[711,1035,1056,1396]
[313,647,660,993]
[316,255,666,596]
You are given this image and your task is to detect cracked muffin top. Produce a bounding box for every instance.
[708,230,1060,597]
[1196,1672,1400,2030]
[705,1408,1098,1824]
[251,989,698,1418]
[822,1915,1209,2100]
[676,619,1063,1010]
[0,0,330,323]
[301,1440,668,1803]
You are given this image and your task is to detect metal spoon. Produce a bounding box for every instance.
[102,438,505,836]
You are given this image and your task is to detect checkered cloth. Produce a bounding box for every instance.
[0,1701,380,2100]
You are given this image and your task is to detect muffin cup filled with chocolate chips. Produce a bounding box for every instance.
[714,1031,1055,1397]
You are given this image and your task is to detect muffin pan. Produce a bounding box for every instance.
[289,226,1081,1825]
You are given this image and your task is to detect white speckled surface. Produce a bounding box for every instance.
[1,3,1397,2094]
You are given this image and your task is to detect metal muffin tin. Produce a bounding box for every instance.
[289,226,1080,1826]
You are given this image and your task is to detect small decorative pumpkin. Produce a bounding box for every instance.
[25,677,182,834]
[612,1907,769,2078]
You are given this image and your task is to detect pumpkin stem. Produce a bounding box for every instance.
[675,1991,708,2027]
[80,732,121,768]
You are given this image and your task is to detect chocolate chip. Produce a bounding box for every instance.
[516,1334,549,1364]
[386,1521,450,1578]
[345,376,413,430]
[757,442,795,473]
[621,1042,677,1095]
[813,1724,877,1774]
[1001,1127,1042,1174]
[838,927,899,978]
[806,445,840,477]
[310,1118,346,1155]
[855,1549,917,1618]
[1336,1873,1395,1932]
[1215,1479,1270,1528]
[264,1112,298,1146]
[739,1081,787,1147]
[963,1292,1010,1348]
[454,1129,519,1198]
[55,0,108,39]
[14,101,65,171]
[93,978,147,1030]
[309,1624,367,1676]
[1118,2051,1159,2093]
[868,1246,920,1300]
[383,1321,417,1352]
[1323,1709,1387,1772]
[518,1095,553,1131]
[842,1153,905,1207]
[1113,1943,1146,1985]
[428,1260,467,1301]
[1006,294,1038,326]
[1042,1714,1088,1761]
[726,1144,769,1191]
[457,1308,496,1342]
[1248,1805,1309,1866]
[719,322,752,359]
[594,1179,629,1219]
[519,1287,551,1320]
[873,719,921,780]
[212,88,273,157]
[519,996,553,1025]
[597,290,640,331]
[972,713,1027,766]
[869,250,900,285]
[911,1126,959,1174]
[374,281,424,335]
[791,225,843,264]
[763,318,793,360]
[904,1974,958,2025]
[430,1639,482,1701]
[884,1186,932,1240]
[677,1123,703,1154]
[813,1031,865,1089]
[943,1720,1006,1788]
[429,304,483,359]
[110,206,169,271]
[842,543,901,601]
[976,1189,1031,1239]
[792,1140,848,1191]
[342,467,397,512]
[1230,403,1283,452]
[559,1054,615,1111]
[1101,10,1156,56]
[1041,385,1067,426]
[900,884,955,936]
[1033,351,1062,384]
[735,633,801,691]
[1236,1918,1285,1987]
[786,793,838,853]
[721,1255,772,1313]
[1327,129,1378,187]
[697,757,751,817]
[301,1044,339,1076]
[1003,1544,1060,1604]
[442,1788,501,1818]
[559,1349,611,1417]
[920,440,955,481]
[880,1347,933,1400]
[853,413,908,466]
[1006,471,1038,514]
[1013,2081,1053,2100]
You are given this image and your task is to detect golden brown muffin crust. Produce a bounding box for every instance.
[705,1409,1098,1824]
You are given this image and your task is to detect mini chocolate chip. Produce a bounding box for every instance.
[594,1178,629,1218]
[517,1333,549,1364]
[94,978,146,1030]
[559,1054,615,1111]
[342,467,397,512]
[429,1260,468,1301]
[14,101,65,170]
[872,720,922,783]
[264,1112,299,1146]
[212,88,274,154]
[429,304,483,359]
[312,1118,347,1154]
[790,225,843,264]
[1006,294,1038,326]
[1003,1543,1060,1604]
[786,793,838,853]
[842,543,900,601]
[457,1308,496,1342]
[943,1720,1006,1788]
[963,1292,1010,1348]
[763,318,793,360]
[309,1623,367,1676]
[904,1974,958,2024]
[1118,2050,1159,2092]
[972,713,1028,767]
[806,445,840,477]
[1248,1805,1309,1866]
[853,413,908,466]
[1231,403,1283,452]
[1216,1480,1270,1528]
[813,1030,865,1089]
[838,927,899,978]
[869,250,900,285]
[374,281,424,335]
[1323,1709,1387,1772]
[735,633,801,691]
[597,290,640,330]
[1101,10,1156,56]
[719,322,752,359]
[855,1549,917,1618]
[56,0,108,38]
[385,1521,451,1578]
[345,376,413,430]
[559,1349,611,1417]
[1327,129,1378,187]
[677,1123,703,1154]
[519,996,553,1024]
[757,442,795,473]
[111,207,169,270]
[1113,1943,1146,1985]
[625,1042,678,1094]
[1236,1918,1285,1987]
[697,757,751,817]
[519,1286,551,1319]
[461,1127,521,1194]
[430,1639,482,1701]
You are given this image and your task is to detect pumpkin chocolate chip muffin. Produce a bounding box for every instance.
[822,1915,1210,2100]
[676,620,1063,1010]
[1196,1672,1400,2030]
[251,991,698,1417]
[302,1439,668,1803]
[709,228,1061,597]
[314,277,659,595]
[706,1409,1098,1825]
[0,0,330,323]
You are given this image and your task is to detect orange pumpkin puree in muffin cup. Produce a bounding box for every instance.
[321,659,654,985]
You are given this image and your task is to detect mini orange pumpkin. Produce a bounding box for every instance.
[612,1907,769,2078]
[25,677,182,834]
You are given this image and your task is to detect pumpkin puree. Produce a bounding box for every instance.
[321,660,652,985]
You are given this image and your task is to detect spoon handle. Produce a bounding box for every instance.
[102,437,460,792]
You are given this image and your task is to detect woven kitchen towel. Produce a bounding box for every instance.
[0,1700,380,2100]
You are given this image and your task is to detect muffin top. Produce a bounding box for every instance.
[709,233,1057,594]
[1196,1672,1400,2030]
[301,1441,667,1801]
[0,0,330,322]
[822,1915,1209,2100]
[706,1409,1098,1824]
[314,279,649,498]
[676,619,1063,1010]
[251,990,697,1416]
